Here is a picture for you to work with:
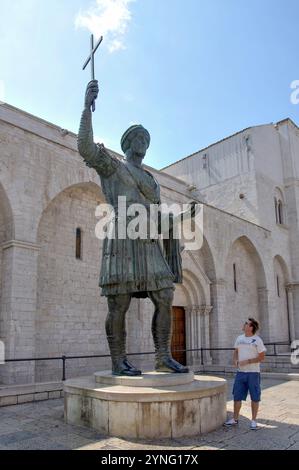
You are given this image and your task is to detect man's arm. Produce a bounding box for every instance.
[233,348,238,367]
[239,352,265,367]
[78,80,119,177]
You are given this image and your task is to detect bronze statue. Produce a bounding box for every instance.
[78,80,191,375]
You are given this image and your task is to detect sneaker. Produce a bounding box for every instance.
[224,418,238,426]
[250,420,258,430]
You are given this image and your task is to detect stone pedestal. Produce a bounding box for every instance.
[64,371,227,439]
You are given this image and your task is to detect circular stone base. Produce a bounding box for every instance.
[64,373,227,439]
[94,370,195,387]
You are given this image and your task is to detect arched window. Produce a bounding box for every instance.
[274,188,286,225]
[76,227,82,260]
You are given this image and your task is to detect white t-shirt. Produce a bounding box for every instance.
[234,334,266,372]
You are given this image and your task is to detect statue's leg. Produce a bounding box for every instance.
[148,288,189,373]
[106,294,141,376]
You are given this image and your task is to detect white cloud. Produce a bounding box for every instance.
[0,80,5,103]
[75,0,134,53]
[108,38,125,53]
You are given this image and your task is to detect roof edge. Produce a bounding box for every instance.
[161,122,276,171]
[276,117,299,130]
[0,102,77,138]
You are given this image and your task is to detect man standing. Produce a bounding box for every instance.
[225,318,266,430]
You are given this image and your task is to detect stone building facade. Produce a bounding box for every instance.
[163,119,299,346]
[0,103,297,385]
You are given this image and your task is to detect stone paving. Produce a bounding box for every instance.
[0,376,299,450]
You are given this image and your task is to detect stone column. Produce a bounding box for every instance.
[290,284,299,341]
[185,305,201,366]
[185,305,213,367]
[185,306,193,366]
[0,240,39,384]
[201,306,213,365]
[210,280,227,364]
[258,287,270,343]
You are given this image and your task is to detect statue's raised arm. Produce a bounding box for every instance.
[78,80,119,177]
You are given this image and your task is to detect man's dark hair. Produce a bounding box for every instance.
[248,317,259,334]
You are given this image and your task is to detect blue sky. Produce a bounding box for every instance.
[0,0,299,169]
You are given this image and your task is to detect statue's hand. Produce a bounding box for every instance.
[84,80,99,110]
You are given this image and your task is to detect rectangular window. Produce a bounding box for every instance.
[233,263,237,292]
[76,228,82,260]
[278,201,283,225]
[274,198,278,223]
[276,275,280,297]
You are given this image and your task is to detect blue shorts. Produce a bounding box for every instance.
[233,371,261,402]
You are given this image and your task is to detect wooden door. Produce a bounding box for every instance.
[171,306,186,365]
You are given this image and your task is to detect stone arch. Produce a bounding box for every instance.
[182,268,205,305]
[173,282,193,307]
[196,237,218,358]
[224,235,269,342]
[0,183,14,346]
[200,237,217,285]
[273,255,290,343]
[126,243,214,370]
[35,182,108,381]
[176,238,216,367]
[0,183,14,242]
[273,254,289,282]
[28,165,104,243]
[182,269,209,364]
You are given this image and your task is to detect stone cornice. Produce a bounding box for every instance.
[185,305,213,315]
[0,240,40,251]
[286,282,299,291]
